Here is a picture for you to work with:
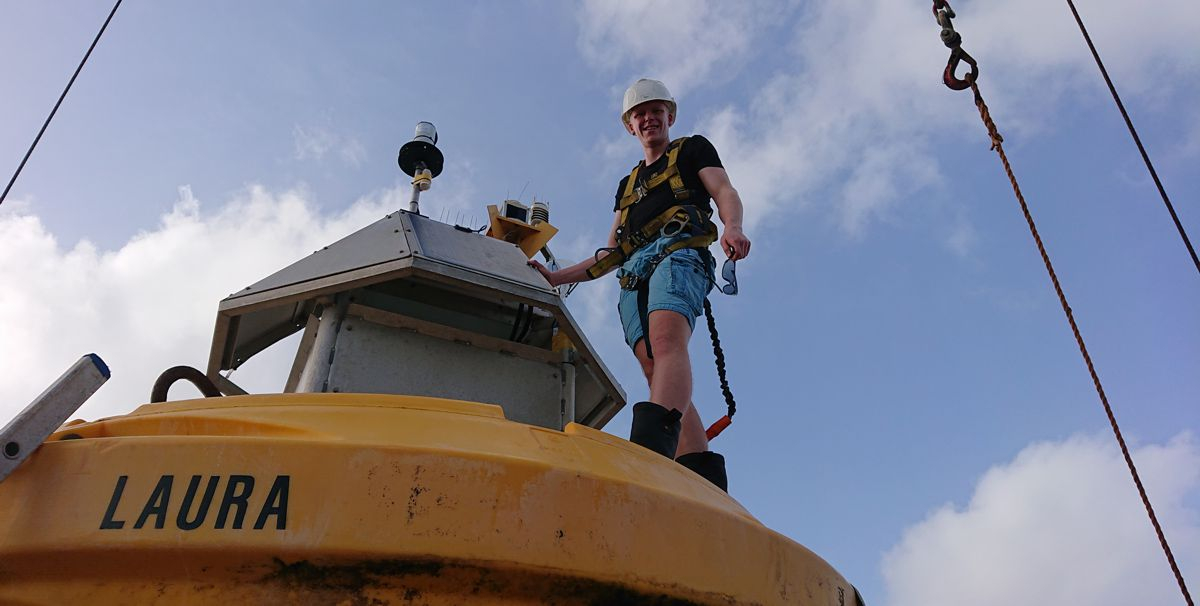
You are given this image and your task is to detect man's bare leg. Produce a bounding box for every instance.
[634,343,709,457]
[676,404,708,457]
[632,310,708,456]
[645,309,692,410]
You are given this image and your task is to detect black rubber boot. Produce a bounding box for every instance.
[628,402,683,458]
[676,451,728,492]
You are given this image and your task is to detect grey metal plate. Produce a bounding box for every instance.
[407,213,548,289]
[328,316,564,429]
[223,302,310,369]
[227,212,411,301]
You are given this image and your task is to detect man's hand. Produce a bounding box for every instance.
[528,259,561,286]
[721,226,751,261]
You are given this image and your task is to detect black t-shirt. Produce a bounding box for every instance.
[613,134,723,236]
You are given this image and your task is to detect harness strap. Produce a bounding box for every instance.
[627,235,709,360]
[664,142,689,200]
[640,142,687,198]
[616,137,688,208]
[630,236,708,359]
[636,281,653,359]
[617,164,641,210]
[587,205,717,280]
[613,163,644,251]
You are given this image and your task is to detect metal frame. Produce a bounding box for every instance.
[284,313,321,392]
[203,210,626,428]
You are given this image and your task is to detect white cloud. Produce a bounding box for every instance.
[588,131,635,180]
[0,196,35,217]
[0,185,406,422]
[423,158,486,227]
[577,0,1199,245]
[542,230,623,350]
[575,0,792,96]
[966,0,1199,92]
[882,433,1200,606]
[945,212,977,258]
[292,124,367,167]
[570,275,622,352]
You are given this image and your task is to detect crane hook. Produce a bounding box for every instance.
[932,0,979,90]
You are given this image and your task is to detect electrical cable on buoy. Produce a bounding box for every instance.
[931,3,1194,604]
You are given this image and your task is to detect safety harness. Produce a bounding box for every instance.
[584,137,737,439]
[584,137,718,282]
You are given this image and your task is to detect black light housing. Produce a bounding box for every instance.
[397,121,444,178]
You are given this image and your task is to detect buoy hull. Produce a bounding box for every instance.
[0,394,855,605]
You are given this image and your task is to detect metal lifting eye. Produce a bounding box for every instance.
[660,219,685,238]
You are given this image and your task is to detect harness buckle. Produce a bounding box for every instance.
[659,208,696,240]
[618,273,641,290]
[660,217,686,239]
[633,182,648,202]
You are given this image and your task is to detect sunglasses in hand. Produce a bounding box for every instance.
[720,259,738,295]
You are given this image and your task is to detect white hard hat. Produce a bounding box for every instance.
[621,78,676,125]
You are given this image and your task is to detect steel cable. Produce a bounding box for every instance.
[1064,0,1199,277]
[0,0,123,206]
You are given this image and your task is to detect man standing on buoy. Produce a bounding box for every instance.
[531,79,750,491]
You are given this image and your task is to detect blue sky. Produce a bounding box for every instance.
[2,1,1198,603]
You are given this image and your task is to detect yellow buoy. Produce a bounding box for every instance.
[0,394,856,604]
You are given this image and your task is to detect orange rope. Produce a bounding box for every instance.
[968,79,1194,606]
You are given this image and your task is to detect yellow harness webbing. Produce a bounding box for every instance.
[586,137,716,280]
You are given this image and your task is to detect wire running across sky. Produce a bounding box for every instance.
[0,0,123,207]
[1064,0,1200,277]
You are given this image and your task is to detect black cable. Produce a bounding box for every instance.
[1064,0,1199,277]
[1,0,123,207]
[517,303,535,343]
[508,303,526,341]
[150,366,223,403]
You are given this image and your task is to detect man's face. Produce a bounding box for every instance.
[625,101,674,146]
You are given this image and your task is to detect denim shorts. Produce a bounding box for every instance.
[616,237,714,350]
